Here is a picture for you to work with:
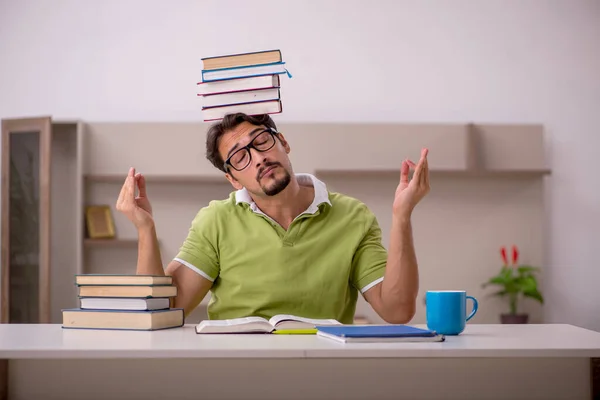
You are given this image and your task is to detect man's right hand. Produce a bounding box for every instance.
[116,167,154,230]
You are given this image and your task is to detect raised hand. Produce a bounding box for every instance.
[393,148,430,219]
[116,167,154,230]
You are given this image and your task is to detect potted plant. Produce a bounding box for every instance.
[482,245,544,324]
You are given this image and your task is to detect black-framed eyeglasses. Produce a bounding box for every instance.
[224,128,278,172]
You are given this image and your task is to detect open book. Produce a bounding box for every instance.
[195,314,342,334]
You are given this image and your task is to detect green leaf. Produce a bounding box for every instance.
[487,276,509,285]
[523,288,544,304]
[520,276,538,291]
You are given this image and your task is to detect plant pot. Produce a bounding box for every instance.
[500,313,529,324]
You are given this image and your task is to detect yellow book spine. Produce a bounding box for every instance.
[272,329,318,335]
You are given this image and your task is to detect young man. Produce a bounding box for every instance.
[116,113,430,324]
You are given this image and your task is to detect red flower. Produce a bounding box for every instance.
[512,245,519,266]
[500,246,508,266]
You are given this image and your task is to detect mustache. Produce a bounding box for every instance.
[257,161,281,180]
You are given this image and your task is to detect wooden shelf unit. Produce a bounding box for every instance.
[85,168,552,185]
[1,117,552,326]
[315,168,551,178]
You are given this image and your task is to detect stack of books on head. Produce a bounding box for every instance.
[198,49,290,122]
[61,274,184,331]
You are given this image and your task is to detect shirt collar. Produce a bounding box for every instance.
[235,173,332,215]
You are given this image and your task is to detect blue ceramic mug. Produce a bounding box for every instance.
[426,290,478,335]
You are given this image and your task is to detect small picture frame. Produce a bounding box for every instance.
[85,205,116,239]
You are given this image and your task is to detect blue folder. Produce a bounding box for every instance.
[315,325,445,343]
[316,325,437,338]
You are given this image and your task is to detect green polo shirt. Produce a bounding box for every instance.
[174,174,387,324]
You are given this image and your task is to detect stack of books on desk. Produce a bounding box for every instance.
[197,49,290,122]
[61,274,184,331]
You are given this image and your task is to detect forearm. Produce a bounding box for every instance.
[136,223,165,276]
[380,216,419,319]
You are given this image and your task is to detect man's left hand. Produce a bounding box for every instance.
[393,148,430,220]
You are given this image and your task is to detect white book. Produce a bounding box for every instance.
[197,75,280,96]
[201,88,280,108]
[195,314,342,334]
[202,63,287,82]
[201,100,282,122]
[80,297,170,311]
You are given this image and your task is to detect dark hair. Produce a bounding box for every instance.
[206,113,278,172]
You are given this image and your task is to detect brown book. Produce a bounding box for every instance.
[78,285,177,298]
[202,49,282,70]
[62,308,184,331]
[75,274,172,286]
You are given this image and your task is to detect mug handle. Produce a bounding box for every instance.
[466,296,478,322]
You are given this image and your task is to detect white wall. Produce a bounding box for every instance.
[1,0,599,330]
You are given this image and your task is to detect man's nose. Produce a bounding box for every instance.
[250,147,266,167]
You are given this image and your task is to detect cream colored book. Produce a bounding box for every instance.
[78,285,177,298]
[62,308,184,331]
[195,314,342,334]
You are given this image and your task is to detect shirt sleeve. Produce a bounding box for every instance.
[173,203,220,282]
[351,210,388,293]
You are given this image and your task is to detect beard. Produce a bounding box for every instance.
[258,163,291,196]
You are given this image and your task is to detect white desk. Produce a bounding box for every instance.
[1,323,599,400]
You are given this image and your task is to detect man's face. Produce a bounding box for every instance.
[219,121,293,197]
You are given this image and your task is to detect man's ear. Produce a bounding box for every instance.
[277,132,291,154]
[225,172,243,190]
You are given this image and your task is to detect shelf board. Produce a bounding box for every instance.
[315,168,551,178]
[52,119,81,126]
[84,238,138,248]
[84,174,227,184]
[84,168,551,185]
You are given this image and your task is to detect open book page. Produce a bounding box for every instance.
[195,316,273,333]
[269,314,342,330]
